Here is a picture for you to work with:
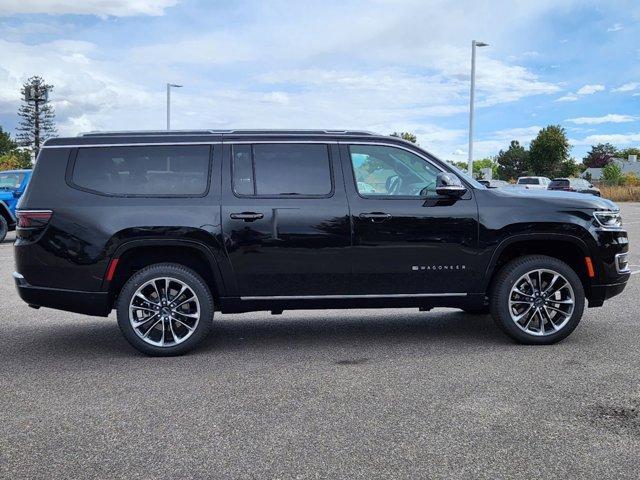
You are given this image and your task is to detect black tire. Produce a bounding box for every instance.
[0,215,7,243]
[116,263,213,356]
[490,255,585,345]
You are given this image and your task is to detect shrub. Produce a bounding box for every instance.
[602,163,623,186]
[623,172,640,187]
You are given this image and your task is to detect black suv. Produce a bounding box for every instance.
[14,130,630,355]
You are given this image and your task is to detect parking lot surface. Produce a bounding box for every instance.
[1,203,639,480]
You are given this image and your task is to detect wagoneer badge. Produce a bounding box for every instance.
[412,265,467,271]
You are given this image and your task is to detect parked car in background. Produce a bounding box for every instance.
[13,130,630,355]
[478,179,510,189]
[0,169,32,242]
[548,178,601,196]
[517,176,551,189]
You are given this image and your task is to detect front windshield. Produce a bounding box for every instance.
[0,172,24,190]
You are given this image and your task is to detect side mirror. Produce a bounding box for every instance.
[436,172,467,198]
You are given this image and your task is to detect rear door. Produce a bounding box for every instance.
[340,142,480,296]
[221,141,351,298]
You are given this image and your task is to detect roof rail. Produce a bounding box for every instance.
[78,129,378,137]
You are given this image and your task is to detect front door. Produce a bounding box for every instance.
[341,143,480,296]
[221,142,351,298]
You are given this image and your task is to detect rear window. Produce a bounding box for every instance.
[550,179,569,188]
[232,144,332,196]
[517,178,539,185]
[71,145,211,196]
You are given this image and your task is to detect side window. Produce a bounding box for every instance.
[232,145,254,195]
[72,145,210,196]
[349,144,440,197]
[232,144,332,197]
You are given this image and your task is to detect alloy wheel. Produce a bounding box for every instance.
[508,268,575,336]
[129,277,201,347]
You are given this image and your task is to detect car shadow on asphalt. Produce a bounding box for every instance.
[2,309,509,360]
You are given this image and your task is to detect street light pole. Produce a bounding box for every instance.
[166,83,182,130]
[467,40,488,177]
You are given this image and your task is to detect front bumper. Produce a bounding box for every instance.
[13,272,111,317]
[588,280,629,307]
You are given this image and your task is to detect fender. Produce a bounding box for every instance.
[102,238,229,296]
[480,232,592,291]
[0,200,16,226]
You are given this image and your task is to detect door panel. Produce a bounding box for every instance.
[221,143,351,297]
[340,143,480,295]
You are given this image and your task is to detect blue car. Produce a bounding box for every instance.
[0,169,32,242]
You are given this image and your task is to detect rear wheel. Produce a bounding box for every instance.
[490,255,585,344]
[116,263,213,356]
[0,216,7,242]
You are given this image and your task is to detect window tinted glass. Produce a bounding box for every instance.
[251,144,331,196]
[350,144,440,197]
[0,172,24,189]
[518,178,539,185]
[550,179,569,187]
[232,145,254,195]
[72,145,210,196]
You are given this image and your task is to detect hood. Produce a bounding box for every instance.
[488,187,618,211]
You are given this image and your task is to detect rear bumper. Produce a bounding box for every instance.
[13,272,111,317]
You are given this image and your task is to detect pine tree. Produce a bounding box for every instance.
[16,76,57,158]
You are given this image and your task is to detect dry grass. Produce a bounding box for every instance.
[600,185,640,202]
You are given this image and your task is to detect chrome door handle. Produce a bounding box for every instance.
[230,212,264,222]
[359,212,392,222]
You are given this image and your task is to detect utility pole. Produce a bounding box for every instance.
[166,83,182,130]
[468,40,489,177]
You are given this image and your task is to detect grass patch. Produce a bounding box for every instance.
[600,186,640,202]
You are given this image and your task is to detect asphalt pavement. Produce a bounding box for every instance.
[1,204,639,479]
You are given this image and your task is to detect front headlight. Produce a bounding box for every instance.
[593,210,623,229]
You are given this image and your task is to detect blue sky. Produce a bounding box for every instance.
[0,0,639,161]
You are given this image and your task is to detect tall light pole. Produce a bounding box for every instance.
[166,83,182,130]
[467,40,488,176]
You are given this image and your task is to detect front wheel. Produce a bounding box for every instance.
[0,216,8,242]
[490,255,585,344]
[116,263,213,356]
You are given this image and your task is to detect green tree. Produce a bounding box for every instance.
[557,158,581,178]
[602,162,623,186]
[0,126,19,156]
[618,147,640,159]
[0,150,32,170]
[390,132,418,144]
[582,143,618,168]
[16,76,57,158]
[472,158,497,179]
[528,125,570,177]
[495,140,529,180]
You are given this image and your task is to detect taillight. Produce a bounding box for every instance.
[16,210,53,228]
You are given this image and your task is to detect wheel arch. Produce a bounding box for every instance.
[104,239,227,309]
[482,233,593,295]
[0,201,15,227]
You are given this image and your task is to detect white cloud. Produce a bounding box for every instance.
[557,93,579,102]
[572,133,640,146]
[607,23,624,32]
[556,84,605,102]
[566,114,636,125]
[612,82,639,93]
[0,0,178,17]
[576,84,605,95]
